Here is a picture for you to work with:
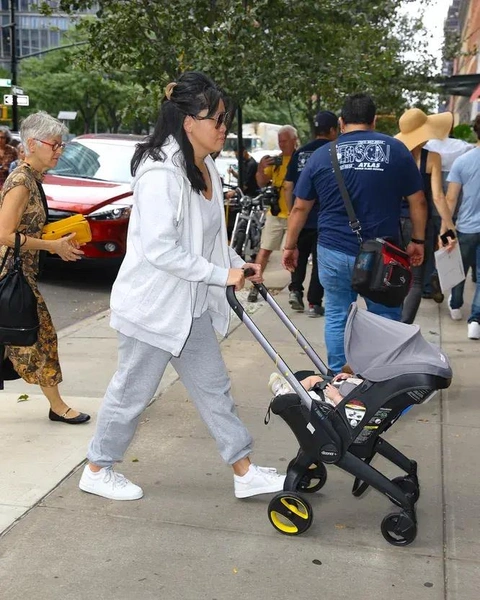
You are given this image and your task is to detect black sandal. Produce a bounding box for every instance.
[48,408,91,424]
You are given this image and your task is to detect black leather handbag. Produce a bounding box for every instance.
[0,232,39,346]
[330,141,412,308]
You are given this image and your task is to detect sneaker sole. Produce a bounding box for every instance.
[235,481,285,499]
[79,481,144,501]
[449,313,463,321]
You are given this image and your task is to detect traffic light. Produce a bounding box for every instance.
[0,105,8,121]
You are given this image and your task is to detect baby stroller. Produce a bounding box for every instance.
[227,276,452,546]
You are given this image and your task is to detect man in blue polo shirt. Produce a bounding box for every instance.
[282,93,427,373]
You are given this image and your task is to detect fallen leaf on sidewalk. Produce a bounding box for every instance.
[131,458,139,462]
[17,394,30,402]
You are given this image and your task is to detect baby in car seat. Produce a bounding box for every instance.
[268,365,363,408]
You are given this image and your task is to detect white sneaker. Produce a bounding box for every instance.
[448,294,463,320]
[268,372,294,396]
[234,464,286,498]
[467,321,480,340]
[79,465,144,501]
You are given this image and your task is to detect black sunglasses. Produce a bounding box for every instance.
[191,111,230,130]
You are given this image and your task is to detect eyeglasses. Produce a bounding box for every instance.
[35,139,66,152]
[191,111,230,130]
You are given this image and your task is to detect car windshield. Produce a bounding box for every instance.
[49,139,135,184]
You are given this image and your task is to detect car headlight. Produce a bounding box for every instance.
[88,204,132,220]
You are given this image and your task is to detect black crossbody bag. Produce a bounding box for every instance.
[0,232,40,345]
[329,141,412,308]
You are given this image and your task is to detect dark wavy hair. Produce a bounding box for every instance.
[131,71,229,192]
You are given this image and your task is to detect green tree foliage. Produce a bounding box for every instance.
[18,39,159,134]
[40,0,436,134]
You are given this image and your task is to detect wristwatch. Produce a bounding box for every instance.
[411,238,425,245]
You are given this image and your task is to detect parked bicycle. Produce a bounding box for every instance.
[229,186,278,262]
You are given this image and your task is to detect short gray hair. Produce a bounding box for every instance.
[278,125,298,140]
[0,125,12,144]
[21,111,68,155]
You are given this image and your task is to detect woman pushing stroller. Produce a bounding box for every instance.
[79,71,285,501]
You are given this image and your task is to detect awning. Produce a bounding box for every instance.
[435,74,480,97]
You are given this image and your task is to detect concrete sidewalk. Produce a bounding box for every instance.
[0,255,479,600]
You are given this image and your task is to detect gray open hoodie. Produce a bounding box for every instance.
[110,137,245,355]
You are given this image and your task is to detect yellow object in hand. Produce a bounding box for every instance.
[42,214,92,244]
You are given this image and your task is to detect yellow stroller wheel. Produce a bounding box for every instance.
[268,492,313,536]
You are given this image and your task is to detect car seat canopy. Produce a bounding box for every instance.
[344,304,452,382]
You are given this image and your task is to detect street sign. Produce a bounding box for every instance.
[0,78,11,87]
[58,111,77,120]
[3,94,29,106]
[12,86,23,95]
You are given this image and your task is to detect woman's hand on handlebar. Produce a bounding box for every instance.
[226,268,246,291]
[243,263,263,284]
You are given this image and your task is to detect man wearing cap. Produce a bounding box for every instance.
[282,93,427,373]
[283,111,338,317]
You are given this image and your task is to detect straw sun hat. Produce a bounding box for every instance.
[395,108,453,151]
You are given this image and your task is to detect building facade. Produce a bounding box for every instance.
[0,0,95,70]
[446,0,480,124]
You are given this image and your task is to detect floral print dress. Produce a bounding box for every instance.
[0,163,62,387]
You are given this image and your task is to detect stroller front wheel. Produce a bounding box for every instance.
[268,492,313,536]
[381,511,417,546]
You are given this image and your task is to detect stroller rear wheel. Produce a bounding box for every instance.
[268,492,313,536]
[381,511,417,546]
[297,463,327,493]
[391,476,420,504]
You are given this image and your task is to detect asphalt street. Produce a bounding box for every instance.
[38,261,116,330]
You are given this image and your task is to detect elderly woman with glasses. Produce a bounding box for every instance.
[0,126,18,189]
[0,111,90,423]
[78,71,286,502]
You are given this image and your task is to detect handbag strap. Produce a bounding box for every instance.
[329,140,363,242]
[0,246,10,275]
[35,180,49,225]
[0,232,21,275]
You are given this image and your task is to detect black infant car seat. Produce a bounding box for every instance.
[227,281,452,547]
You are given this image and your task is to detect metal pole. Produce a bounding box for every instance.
[10,0,18,131]
[237,104,244,191]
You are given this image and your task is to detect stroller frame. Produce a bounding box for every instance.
[227,280,451,546]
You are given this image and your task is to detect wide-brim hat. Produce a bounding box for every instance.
[395,108,453,151]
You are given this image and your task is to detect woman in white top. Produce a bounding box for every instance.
[79,71,285,501]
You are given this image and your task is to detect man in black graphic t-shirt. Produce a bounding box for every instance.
[284,111,338,316]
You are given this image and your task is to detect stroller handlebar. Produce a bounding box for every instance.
[226,275,332,412]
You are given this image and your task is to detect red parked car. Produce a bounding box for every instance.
[43,133,143,266]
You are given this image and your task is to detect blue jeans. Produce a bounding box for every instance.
[449,231,480,323]
[318,245,402,373]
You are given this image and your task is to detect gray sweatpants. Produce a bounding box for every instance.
[87,312,253,467]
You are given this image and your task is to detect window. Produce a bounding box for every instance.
[50,141,135,184]
[30,28,39,52]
